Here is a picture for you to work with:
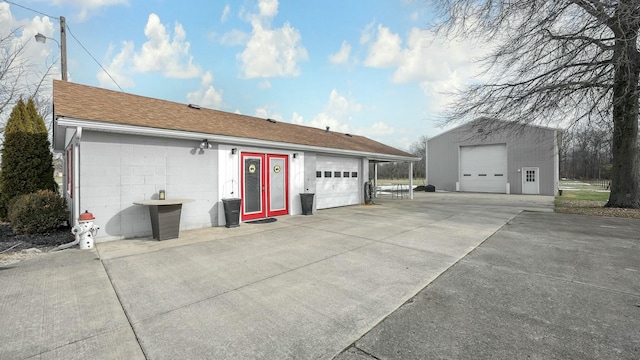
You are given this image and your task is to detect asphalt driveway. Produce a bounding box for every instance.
[337,210,640,360]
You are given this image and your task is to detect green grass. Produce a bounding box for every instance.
[558,190,609,202]
[555,189,640,219]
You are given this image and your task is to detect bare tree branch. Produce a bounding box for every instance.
[429,0,640,208]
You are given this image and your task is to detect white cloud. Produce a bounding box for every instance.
[186,71,223,109]
[98,41,136,88]
[218,29,250,46]
[0,3,59,105]
[221,4,231,23]
[328,41,351,65]
[359,121,395,136]
[291,111,303,124]
[133,14,201,78]
[363,24,491,112]
[363,24,402,67]
[305,89,362,133]
[258,0,278,17]
[98,13,202,87]
[360,20,376,44]
[258,80,271,89]
[238,0,308,78]
[255,106,283,121]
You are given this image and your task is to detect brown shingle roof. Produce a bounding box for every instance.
[53,80,414,158]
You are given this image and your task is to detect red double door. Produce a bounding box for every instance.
[240,153,289,221]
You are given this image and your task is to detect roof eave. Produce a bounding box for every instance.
[56,117,419,162]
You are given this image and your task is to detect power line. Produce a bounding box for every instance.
[3,0,125,92]
[65,24,125,92]
[3,0,57,19]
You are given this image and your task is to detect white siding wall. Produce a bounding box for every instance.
[216,144,305,226]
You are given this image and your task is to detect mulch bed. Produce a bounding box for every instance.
[0,223,75,253]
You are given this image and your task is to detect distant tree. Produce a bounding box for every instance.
[429,1,640,208]
[561,125,612,179]
[0,99,56,218]
[409,135,428,180]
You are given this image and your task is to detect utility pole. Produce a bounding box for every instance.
[60,16,67,81]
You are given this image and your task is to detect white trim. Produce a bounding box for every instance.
[428,118,562,143]
[56,117,419,162]
[73,127,82,227]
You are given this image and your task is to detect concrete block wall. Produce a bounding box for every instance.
[80,131,218,241]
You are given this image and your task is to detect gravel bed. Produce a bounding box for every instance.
[0,223,75,266]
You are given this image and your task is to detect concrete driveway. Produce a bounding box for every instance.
[1,192,553,359]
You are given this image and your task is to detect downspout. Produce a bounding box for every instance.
[55,126,83,251]
[73,127,82,227]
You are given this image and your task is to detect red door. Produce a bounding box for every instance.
[241,153,289,221]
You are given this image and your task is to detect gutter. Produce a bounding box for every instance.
[56,116,419,162]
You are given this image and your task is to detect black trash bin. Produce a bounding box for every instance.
[425,184,436,192]
[300,193,314,215]
[222,198,241,227]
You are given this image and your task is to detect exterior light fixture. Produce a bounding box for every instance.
[231,148,237,154]
[35,33,47,43]
[199,139,212,149]
[34,16,67,81]
[293,153,298,159]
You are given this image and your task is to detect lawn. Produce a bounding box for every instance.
[556,181,640,219]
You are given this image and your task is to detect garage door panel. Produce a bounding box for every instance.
[460,144,507,193]
[316,156,359,209]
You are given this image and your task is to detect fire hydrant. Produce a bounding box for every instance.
[72,210,100,250]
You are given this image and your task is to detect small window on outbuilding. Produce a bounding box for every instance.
[352,171,358,178]
[334,171,341,178]
[324,171,332,178]
[316,171,322,178]
[343,171,350,178]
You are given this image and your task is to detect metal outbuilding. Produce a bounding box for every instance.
[426,118,560,196]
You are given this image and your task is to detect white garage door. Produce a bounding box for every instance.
[460,144,507,193]
[316,156,360,209]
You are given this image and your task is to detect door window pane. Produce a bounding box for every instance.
[244,158,262,213]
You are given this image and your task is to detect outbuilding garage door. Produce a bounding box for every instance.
[459,144,507,193]
[316,156,360,209]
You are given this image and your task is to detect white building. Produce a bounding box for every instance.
[53,80,417,241]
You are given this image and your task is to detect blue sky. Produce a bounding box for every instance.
[2,0,489,151]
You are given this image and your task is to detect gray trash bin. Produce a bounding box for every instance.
[222,198,241,227]
[300,193,314,215]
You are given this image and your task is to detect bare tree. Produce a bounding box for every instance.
[430,1,640,208]
[0,29,29,129]
[0,28,57,142]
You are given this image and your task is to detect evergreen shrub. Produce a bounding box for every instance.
[8,190,68,234]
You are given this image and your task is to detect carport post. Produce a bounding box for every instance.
[409,162,414,200]
[374,162,378,198]
[424,139,428,186]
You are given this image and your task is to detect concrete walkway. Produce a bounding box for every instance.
[1,193,553,359]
